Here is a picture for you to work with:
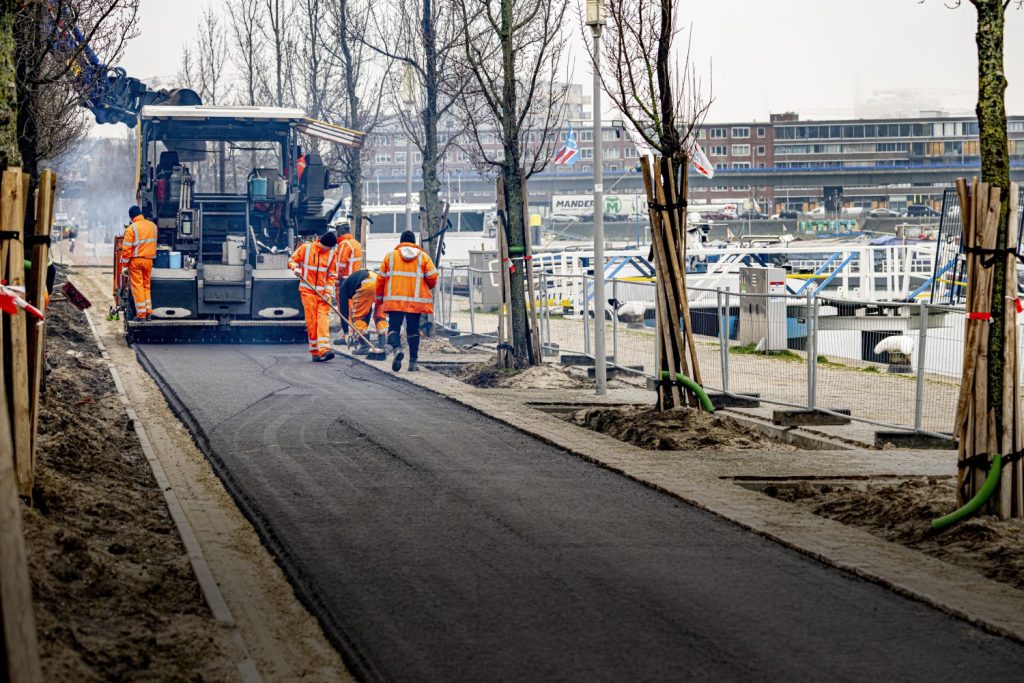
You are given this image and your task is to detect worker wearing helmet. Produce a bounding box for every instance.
[376,230,438,372]
[289,231,339,362]
[120,206,158,320]
[338,269,387,352]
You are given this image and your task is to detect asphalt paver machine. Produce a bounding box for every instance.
[120,106,363,343]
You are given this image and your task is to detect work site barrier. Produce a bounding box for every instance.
[434,263,985,439]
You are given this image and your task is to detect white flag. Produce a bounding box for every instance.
[691,140,715,179]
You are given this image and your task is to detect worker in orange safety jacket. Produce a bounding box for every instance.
[338,269,387,353]
[120,206,158,319]
[334,219,363,338]
[289,231,339,362]
[375,230,438,372]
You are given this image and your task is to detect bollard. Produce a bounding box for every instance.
[914,303,929,431]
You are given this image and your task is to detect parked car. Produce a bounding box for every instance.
[770,210,799,220]
[807,206,826,216]
[548,213,580,223]
[906,204,940,217]
[737,210,767,220]
[703,211,733,221]
[869,207,901,218]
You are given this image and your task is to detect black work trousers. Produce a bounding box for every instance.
[387,311,422,360]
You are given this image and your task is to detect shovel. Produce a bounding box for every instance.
[294,270,387,360]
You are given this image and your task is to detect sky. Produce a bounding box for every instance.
[102,0,1024,132]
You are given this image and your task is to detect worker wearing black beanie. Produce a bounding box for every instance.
[320,230,338,248]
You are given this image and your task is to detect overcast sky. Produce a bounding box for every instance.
[107,0,1024,129]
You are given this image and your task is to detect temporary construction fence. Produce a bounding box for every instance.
[2,168,54,682]
[435,263,979,439]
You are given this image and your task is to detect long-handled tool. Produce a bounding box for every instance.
[294,270,388,360]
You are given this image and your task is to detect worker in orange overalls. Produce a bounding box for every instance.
[289,231,339,362]
[338,269,387,353]
[376,230,438,372]
[334,219,364,342]
[120,206,158,320]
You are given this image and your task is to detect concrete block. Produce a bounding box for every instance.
[772,409,851,427]
[560,353,614,367]
[449,333,493,347]
[587,365,643,380]
[706,392,761,409]
[875,431,957,450]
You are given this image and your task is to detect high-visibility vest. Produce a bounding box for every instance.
[376,243,438,314]
[288,241,338,294]
[337,235,363,278]
[120,215,158,265]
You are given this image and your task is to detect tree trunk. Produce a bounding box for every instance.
[502,162,530,367]
[13,6,40,179]
[976,0,1011,454]
[350,151,363,244]
[420,0,442,265]
[0,3,19,169]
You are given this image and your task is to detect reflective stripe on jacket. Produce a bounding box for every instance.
[120,215,158,265]
[337,236,363,278]
[375,242,438,314]
[288,241,339,294]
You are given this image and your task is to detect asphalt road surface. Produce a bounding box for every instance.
[138,345,1024,682]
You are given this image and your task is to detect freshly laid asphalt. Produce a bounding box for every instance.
[138,344,1024,682]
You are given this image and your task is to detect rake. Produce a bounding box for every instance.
[294,271,387,361]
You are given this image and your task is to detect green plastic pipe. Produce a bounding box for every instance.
[931,453,1002,531]
[659,371,715,413]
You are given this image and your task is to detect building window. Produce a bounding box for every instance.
[394,151,406,163]
[413,152,422,162]
[608,164,619,172]
[581,165,591,173]
[710,185,728,192]
[580,148,594,159]
[698,129,707,139]
[757,127,766,138]
[710,145,727,156]
[732,127,750,138]
[731,161,751,169]
[624,147,639,158]
[602,130,617,141]
[580,130,594,142]
[710,128,727,139]
[756,145,766,156]
[391,169,402,176]
[605,147,620,159]
[732,144,751,156]
[374,152,391,163]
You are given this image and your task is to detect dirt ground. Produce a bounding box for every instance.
[22,300,237,681]
[567,404,798,452]
[766,478,1024,592]
[434,359,591,389]
[418,335,473,355]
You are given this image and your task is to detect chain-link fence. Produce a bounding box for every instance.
[433,264,992,437]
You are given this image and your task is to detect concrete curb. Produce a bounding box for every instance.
[81,310,262,683]
[341,347,1024,646]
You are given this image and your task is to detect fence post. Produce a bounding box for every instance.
[914,303,929,432]
[583,275,592,357]
[807,289,817,410]
[718,289,729,393]
[611,279,619,368]
[468,268,476,335]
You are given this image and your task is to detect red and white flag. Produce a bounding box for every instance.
[0,282,44,320]
[691,140,715,179]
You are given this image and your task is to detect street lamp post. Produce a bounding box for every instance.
[587,0,607,395]
[403,65,416,232]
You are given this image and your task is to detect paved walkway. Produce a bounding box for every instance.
[138,344,1024,682]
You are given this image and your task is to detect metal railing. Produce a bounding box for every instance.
[433,264,987,437]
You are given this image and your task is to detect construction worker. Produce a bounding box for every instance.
[338,269,387,353]
[376,230,438,372]
[289,231,339,362]
[120,206,158,319]
[334,219,364,340]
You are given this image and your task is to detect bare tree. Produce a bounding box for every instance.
[452,0,571,367]
[361,0,467,265]
[14,0,140,178]
[228,0,270,107]
[295,0,338,121]
[0,2,19,169]
[588,0,711,167]
[323,0,390,241]
[261,0,295,107]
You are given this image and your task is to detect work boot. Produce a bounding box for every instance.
[408,360,419,372]
[391,349,404,372]
[322,351,335,362]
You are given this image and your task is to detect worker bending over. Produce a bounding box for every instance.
[289,231,339,362]
[334,219,363,340]
[121,206,158,319]
[376,230,438,372]
[338,269,387,353]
